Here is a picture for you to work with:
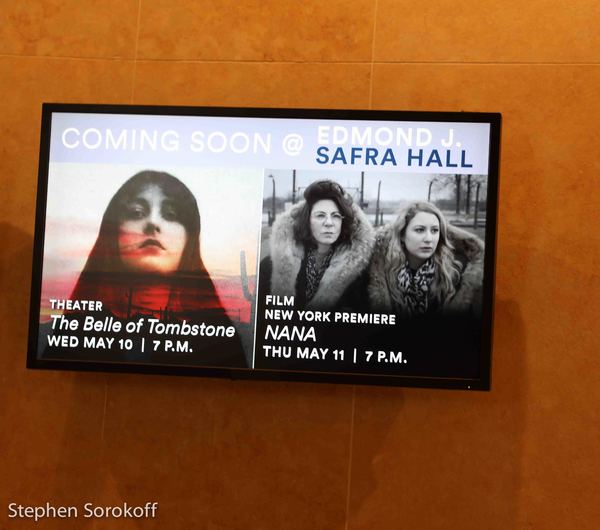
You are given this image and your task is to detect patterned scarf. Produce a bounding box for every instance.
[305,247,334,302]
[397,258,436,316]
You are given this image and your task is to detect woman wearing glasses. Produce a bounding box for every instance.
[260,180,375,310]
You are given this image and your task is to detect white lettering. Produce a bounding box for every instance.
[317,126,429,147]
[62,127,80,148]
[416,127,432,146]
[82,128,102,149]
[374,127,393,146]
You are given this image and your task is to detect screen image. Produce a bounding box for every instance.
[255,169,488,380]
[38,164,262,368]
[28,105,500,390]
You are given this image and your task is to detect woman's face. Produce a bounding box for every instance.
[118,184,188,274]
[402,211,440,268]
[310,199,343,251]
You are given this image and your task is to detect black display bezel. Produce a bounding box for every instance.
[27,103,501,391]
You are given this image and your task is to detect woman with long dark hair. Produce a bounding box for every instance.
[71,170,223,319]
[44,170,246,367]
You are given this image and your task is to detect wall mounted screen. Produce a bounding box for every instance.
[28,104,500,390]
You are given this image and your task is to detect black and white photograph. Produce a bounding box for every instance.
[255,169,490,378]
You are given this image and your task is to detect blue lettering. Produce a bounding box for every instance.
[461,150,473,168]
[331,147,347,164]
[445,150,458,168]
[407,149,423,166]
[317,147,401,166]
[316,146,329,164]
[426,149,443,167]
[381,148,397,166]
[365,148,378,165]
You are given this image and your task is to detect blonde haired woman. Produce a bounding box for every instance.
[368,202,484,317]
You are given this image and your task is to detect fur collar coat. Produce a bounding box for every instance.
[368,223,485,314]
[266,202,375,309]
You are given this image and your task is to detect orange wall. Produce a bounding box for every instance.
[1,1,599,529]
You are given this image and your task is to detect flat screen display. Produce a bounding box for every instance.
[28,104,500,390]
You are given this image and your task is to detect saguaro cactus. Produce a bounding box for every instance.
[240,250,256,323]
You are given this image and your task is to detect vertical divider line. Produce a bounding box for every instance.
[131,0,143,103]
[344,385,357,530]
[251,171,268,369]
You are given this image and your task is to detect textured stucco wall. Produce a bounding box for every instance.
[1,1,599,528]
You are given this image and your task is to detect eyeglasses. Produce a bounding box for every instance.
[311,212,344,223]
